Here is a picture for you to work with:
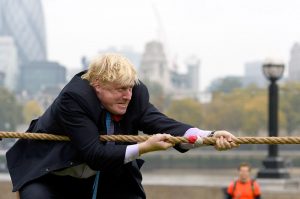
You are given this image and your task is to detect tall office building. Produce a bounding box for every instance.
[19,61,66,95]
[0,36,18,91]
[288,43,300,81]
[0,0,47,64]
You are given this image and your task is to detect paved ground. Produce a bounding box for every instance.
[142,168,300,191]
[2,169,300,199]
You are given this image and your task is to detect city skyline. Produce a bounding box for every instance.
[42,0,300,90]
[0,0,47,64]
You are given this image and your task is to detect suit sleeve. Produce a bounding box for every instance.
[137,82,193,137]
[54,92,127,171]
[135,82,193,153]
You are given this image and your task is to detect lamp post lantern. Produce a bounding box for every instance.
[257,61,290,179]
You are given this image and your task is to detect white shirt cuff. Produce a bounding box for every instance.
[180,128,212,150]
[124,144,139,164]
[184,128,211,137]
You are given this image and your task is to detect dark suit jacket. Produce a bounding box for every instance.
[6,71,192,197]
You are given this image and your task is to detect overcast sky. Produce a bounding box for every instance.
[42,0,300,90]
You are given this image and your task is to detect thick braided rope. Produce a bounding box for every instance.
[1,131,300,145]
[0,131,70,141]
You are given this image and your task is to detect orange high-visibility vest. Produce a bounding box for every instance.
[227,179,261,199]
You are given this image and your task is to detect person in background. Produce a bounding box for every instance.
[226,162,261,199]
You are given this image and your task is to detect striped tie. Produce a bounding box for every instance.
[92,112,113,199]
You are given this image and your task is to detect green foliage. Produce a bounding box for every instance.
[241,90,268,135]
[0,87,23,130]
[143,80,171,111]
[23,100,43,123]
[208,76,243,93]
[166,86,271,136]
[280,82,300,135]
[203,90,246,132]
[144,80,299,136]
[166,99,203,128]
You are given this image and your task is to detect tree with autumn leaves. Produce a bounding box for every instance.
[162,83,300,136]
[0,87,23,131]
[1,80,299,137]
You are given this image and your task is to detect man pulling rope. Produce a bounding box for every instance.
[5,53,238,199]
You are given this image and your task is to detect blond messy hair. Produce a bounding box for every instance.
[81,53,139,87]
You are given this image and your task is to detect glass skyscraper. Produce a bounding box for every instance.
[0,0,47,64]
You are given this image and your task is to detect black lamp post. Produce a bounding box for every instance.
[257,62,290,179]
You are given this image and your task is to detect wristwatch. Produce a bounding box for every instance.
[208,131,215,137]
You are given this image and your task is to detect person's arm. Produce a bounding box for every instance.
[138,102,193,137]
[135,83,195,136]
[138,134,175,155]
[181,128,238,151]
[57,92,175,166]
[54,92,127,171]
[124,134,175,163]
[136,82,238,151]
[180,128,211,150]
[124,144,139,163]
